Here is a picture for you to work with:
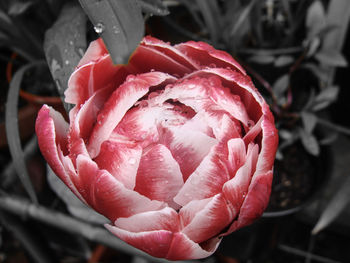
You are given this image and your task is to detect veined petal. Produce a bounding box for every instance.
[223,143,259,219]
[140,36,200,70]
[114,207,180,233]
[77,38,108,67]
[94,139,142,190]
[184,68,264,123]
[134,144,184,209]
[75,155,166,221]
[227,138,246,177]
[255,108,279,175]
[105,225,174,259]
[161,125,218,182]
[166,232,221,260]
[129,45,192,76]
[87,72,176,158]
[179,194,233,243]
[105,225,220,260]
[223,171,273,235]
[174,143,230,206]
[36,106,71,185]
[175,41,245,74]
[66,53,128,106]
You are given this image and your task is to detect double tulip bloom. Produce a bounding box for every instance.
[36,36,278,260]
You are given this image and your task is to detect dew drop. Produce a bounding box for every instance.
[221,99,227,105]
[128,158,136,165]
[112,25,120,34]
[94,22,105,34]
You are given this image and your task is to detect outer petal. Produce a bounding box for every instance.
[74,155,166,221]
[66,39,128,106]
[36,106,80,196]
[105,225,220,260]
[114,207,179,233]
[175,41,246,74]
[223,171,273,235]
[179,194,233,243]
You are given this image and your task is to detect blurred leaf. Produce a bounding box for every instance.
[229,0,256,38]
[301,111,318,134]
[299,128,320,156]
[274,55,294,67]
[44,3,87,113]
[312,85,339,111]
[137,0,169,16]
[79,0,144,65]
[0,9,13,26]
[319,131,338,145]
[195,0,221,43]
[8,1,33,16]
[248,54,275,64]
[306,37,320,57]
[312,175,350,235]
[306,0,326,38]
[315,49,348,67]
[272,74,289,97]
[279,129,293,141]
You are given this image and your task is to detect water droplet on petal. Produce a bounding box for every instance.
[94,22,105,34]
[128,158,136,165]
[247,120,255,128]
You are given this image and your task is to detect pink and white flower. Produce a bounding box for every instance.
[36,36,278,260]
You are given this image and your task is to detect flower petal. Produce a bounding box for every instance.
[75,155,166,221]
[161,125,218,182]
[223,143,259,219]
[66,41,128,106]
[223,171,273,234]
[174,143,230,206]
[114,207,179,233]
[134,144,184,209]
[129,45,192,76]
[175,41,246,74]
[87,72,176,158]
[94,139,142,190]
[179,194,233,243]
[140,36,200,70]
[105,225,174,259]
[105,225,220,260]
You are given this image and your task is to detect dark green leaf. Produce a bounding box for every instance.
[302,63,329,82]
[195,0,221,43]
[44,3,87,113]
[229,0,256,38]
[137,0,169,16]
[79,0,144,65]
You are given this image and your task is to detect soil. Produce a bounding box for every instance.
[266,143,330,213]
